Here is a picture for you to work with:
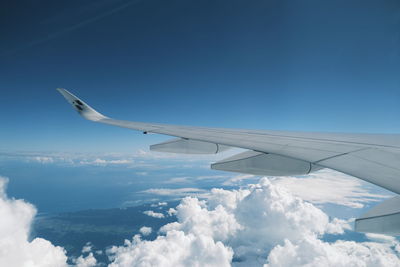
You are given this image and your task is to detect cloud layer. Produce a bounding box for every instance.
[107,178,400,267]
[0,171,398,266]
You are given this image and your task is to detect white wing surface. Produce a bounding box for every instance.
[57,88,400,235]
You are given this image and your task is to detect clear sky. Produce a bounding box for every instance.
[1,0,399,152]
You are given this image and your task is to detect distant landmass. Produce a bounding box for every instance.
[33,201,179,264]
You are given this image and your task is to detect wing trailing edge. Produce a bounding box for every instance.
[355,196,400,235]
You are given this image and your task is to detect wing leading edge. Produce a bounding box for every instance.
[57,88,400,235]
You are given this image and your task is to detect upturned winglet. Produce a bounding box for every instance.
[57,88,107,121]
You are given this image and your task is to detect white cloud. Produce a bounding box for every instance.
[0,176,97,267]
[161,178,347,261]
[141,187,207,197]
[2,149,238,168]
[0,176,68,267]
[161,197,242,242]
[143,210,165,218]
[273,169,390,208]
[219,169,390,209]
[3,151,139,167]
[165,175,231,184]
[81,242,93,253]
[265,236,400,267]
[365,233,397,244]
[195,174,231,180]
[31,156,55,164]
[72,253,97,267]
[150,201,168,207]
[79,158,133,165]
[139,226,152,236]
[107,233,233,267]
[168,208,177,216]
[165,177,191,184]
[108,178,400,267]
[222,174,256,186]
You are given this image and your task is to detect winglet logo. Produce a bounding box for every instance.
[73,100,84,112]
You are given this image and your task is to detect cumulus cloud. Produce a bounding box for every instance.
[81,242,93,254]
[107,232,233,267]
[72,253,97,267]
[139,226,152,236]
[107,178,400,267]
[265,236,400,267]
[167,208,177,216]
[0,176,97,267]
[273,169,390,208]
[143,210,165,219]
[73,242,97,267]
[0,176,68,267]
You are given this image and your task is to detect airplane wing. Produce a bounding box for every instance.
[57,88,400,235]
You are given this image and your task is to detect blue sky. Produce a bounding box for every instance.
[1,0,399,153]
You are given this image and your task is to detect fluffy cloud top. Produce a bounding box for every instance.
[266,236,400,267]
[0,177,68,267]
[139,226,152,236]
[107,178,400,267]
[73,252,97,267]
[0,176,97,267]
[107,232,233,267]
